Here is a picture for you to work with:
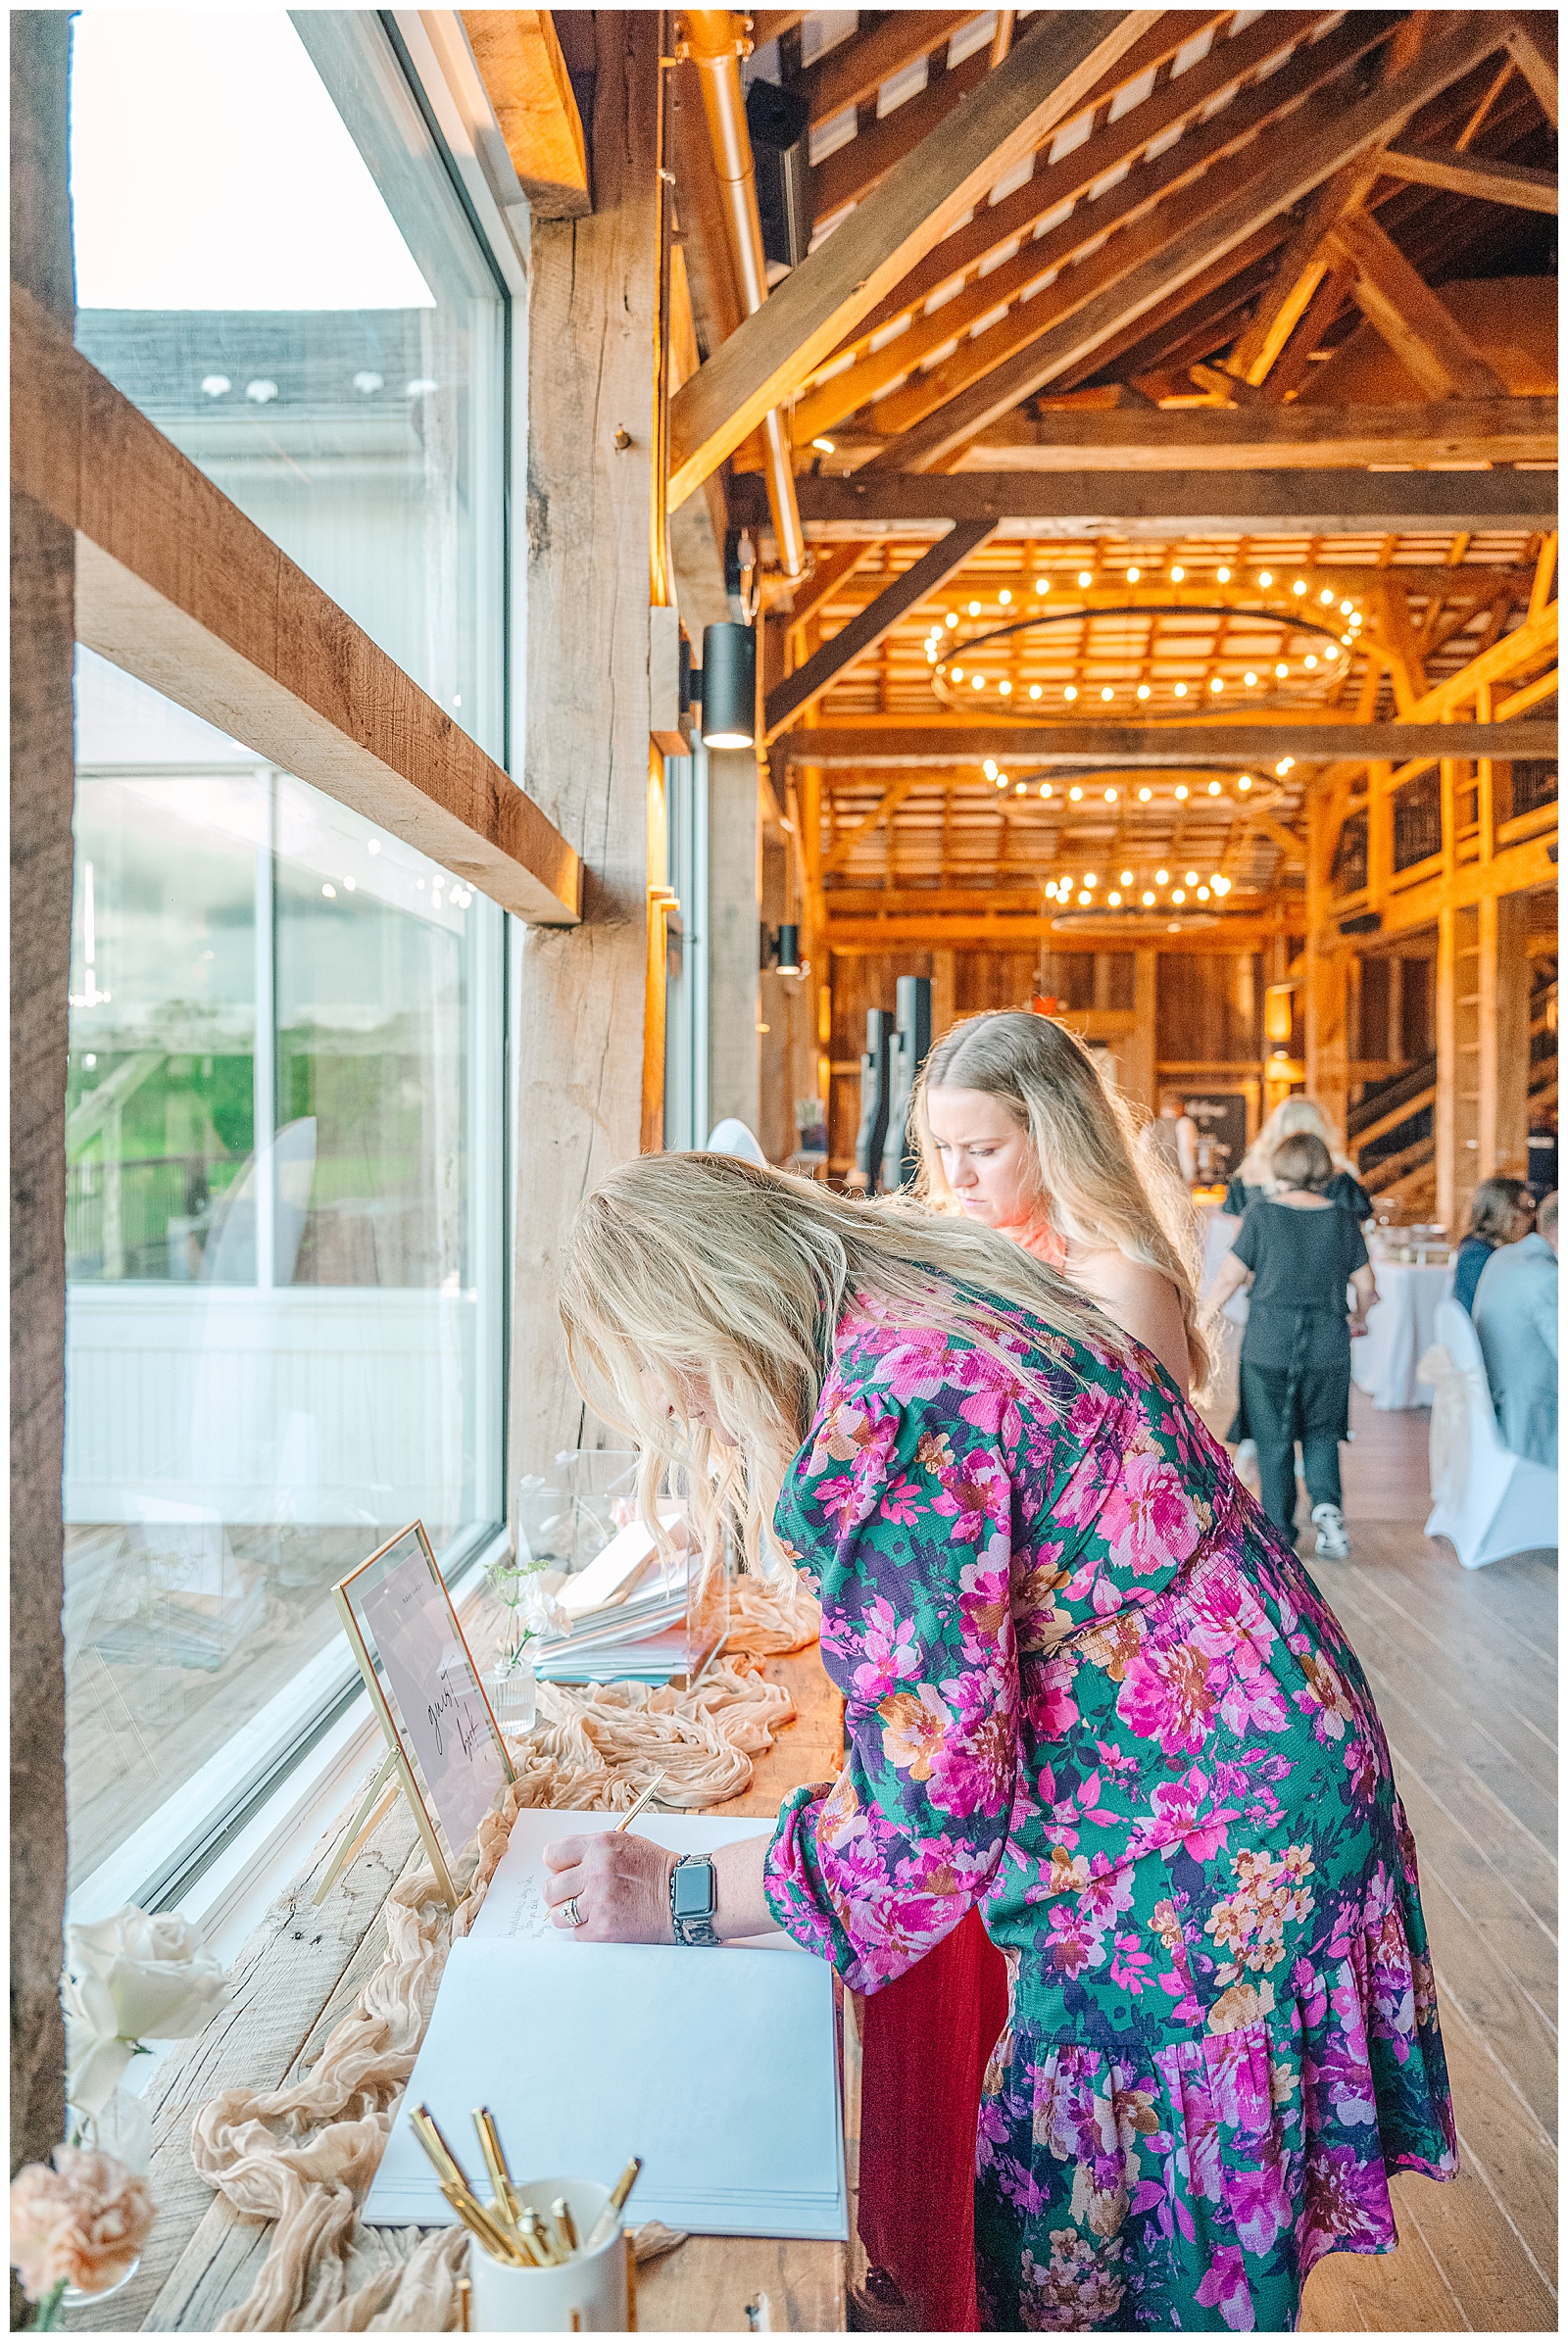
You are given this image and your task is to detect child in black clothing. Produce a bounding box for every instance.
[1208,1133,1379,1559]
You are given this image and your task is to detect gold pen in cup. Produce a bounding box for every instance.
[472,2107,522,2225]
[552,2196,580,2255]
[583,2156,643,2255]
[439,2182,531,2268]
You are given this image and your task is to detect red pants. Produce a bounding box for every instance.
[858,1909,1010,2331]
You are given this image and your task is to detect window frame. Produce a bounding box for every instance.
[62,12,534,1928]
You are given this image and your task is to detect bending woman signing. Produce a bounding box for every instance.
[543,1153,1455,2332]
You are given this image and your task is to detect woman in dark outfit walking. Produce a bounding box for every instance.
[1209,1132,1378,1559]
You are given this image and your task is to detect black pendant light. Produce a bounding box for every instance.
[699,621,756,750]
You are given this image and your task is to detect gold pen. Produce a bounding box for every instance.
[413,2104,473,2196]
[613,1771,666,1832]
[472,2106,522,2225]
[553,2195,580,2255]
[583,2156,643,2254]
[439,2182,531,2267]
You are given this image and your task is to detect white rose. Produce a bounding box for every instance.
[65,1906,229,2115]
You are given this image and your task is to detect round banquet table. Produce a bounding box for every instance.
[1350,1258,1453,1409]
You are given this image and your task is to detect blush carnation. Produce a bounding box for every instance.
[9,2146,155,2302]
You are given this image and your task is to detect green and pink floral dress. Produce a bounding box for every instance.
[762,1285,1456,2332]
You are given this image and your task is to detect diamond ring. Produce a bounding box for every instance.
[561,1894,584,1929]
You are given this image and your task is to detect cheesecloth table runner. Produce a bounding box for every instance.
[188,1576,822,2331]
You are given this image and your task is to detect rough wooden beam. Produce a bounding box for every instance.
[792,467,1558,535]
[819,774,932,876]
[12,288,581,925]
[814,7,1309,372]
[794,12,976,129]
[764,518,993,739]
[778,720,1559,765]
[1503,11,1558,125]
[1323,210,1509,400]
[461,11,591,218]
[953,397,1557,472]
[1378,137,1558,212]
[666,11,1158,510]
[864,12,1515,474]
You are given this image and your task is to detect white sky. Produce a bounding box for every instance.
[71,11,434,310]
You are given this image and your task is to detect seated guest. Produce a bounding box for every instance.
[1226,1095,1372,1222]
[1452,1177,1536,1316]
[1473,1191,1558,1465]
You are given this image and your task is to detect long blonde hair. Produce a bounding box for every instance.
[557,1151,1129,1576]
[910,1009,1210,1391]
[1236,1095,1354,1190]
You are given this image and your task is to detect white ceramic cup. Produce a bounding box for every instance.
[468,2175,628,2333]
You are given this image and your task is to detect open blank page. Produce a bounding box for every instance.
[364,1933,846,2237]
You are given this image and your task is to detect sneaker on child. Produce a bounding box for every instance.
[1311,1501,1349,1560]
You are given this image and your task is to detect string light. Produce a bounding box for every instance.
[1137,786,1152,802]
[1257,570,1273,588]
[1015,781,1028,796]
[1077,570,1093,588]
[1077,890,1092,905]
[1293,578,1307,596]
[1029,682,1043,698]
[1172,889,1186,903]
[1207,780,1222,795]
[1084,872,1098,888]
[1274,661,1289,678]
[952,665,964,681]
[972,673,985,689]
[1141,890,1155,906]
[1340,600,1354,615]
[1173,681,1188,698]
[1108,891,1122,906]
[1304,655,1318,670]
[999,679,1012,695]
[998,588,1011,606]
[1126,565,1141,582]
[1170,564,1185,582]
[1197,885,1210,901]
[1034,576,1050,593]
[1245,670,1258,686]
[1101,686,1114,702]
[1038,782,1051,798]
[946,612,958,627]
[1104,787,1118,803]
[1212,875,1232,895]
[1216,565,1232,583]
[1155,867,1169,884]
[1174,784,1189,800]
[1210,677,1224,693]
[1064,685,1078,701]
[1238,774,1252,792]
[1184,870,1199,886]
[1320,588,1336,605]
[1069,785,1084,801]
[1324,645,1340,660]
[811,436,835,453]
[968,601,981,616]
[983,757,998,778]
[1137,683,1151,700]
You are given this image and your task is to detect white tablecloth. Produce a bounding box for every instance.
[1350,1260,1452,1409]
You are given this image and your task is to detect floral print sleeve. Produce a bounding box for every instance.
[763,1324,1024,1994]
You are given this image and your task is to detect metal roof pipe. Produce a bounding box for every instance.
[681,9,807,581]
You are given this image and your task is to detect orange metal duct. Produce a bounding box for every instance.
[681,9,807,580]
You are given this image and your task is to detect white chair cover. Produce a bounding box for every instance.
[1419,1299,1558,1570]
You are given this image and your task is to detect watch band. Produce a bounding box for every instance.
[669,1853,721,1947]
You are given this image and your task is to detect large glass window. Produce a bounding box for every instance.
[64,12,510,1901]
[65,657,505,1892]
[70,9,505,749]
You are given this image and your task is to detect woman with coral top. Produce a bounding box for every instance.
[852,1009,1210,2328]
[544,1153,1455,2333]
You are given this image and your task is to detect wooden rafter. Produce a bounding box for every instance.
[764,519,994,740]
[800,5,1325,414]
[1503,11,1558,126]
[1321,210,1508,400]
[793,470,1557,534]
[791,13,977,131]
[934,398,1557,473]
[462,11,590,219]
[1379,138,1558,212]
[860,14,1519,474]
[665,11,1158,509]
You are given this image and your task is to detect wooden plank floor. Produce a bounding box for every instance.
[1280,1395,1558,2333]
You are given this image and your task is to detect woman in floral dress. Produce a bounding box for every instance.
[546,1154,1457,2332]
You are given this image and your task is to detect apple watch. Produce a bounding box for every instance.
[669,1853,720,1946]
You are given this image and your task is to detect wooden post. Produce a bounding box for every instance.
[1304,784,1349,1140]
[510,13,662,1478]
[930,950,956,1044]
[1486,890,1532,1182]
[1124,948,1157,1111]
[10,7,73,2181]
[707,747,761,1134]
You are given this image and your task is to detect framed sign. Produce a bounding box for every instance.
[334,1522,515,1908]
